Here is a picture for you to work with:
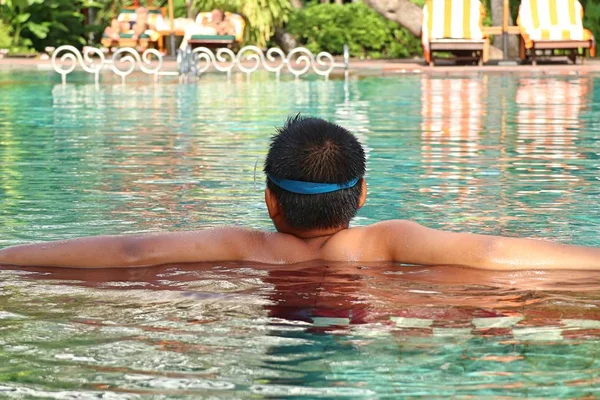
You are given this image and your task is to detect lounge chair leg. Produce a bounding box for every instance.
[478,51,483,66]
[531,50,537,66]
[519,37,526,61]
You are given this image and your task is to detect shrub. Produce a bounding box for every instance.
[22,0,88,51]
[0,0,88,54]
[286,3,422,59]
[582,0,600,56]
[0,21,12,49]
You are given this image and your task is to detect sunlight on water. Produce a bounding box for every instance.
[0,70,599,398]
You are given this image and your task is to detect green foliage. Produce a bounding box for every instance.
[510,0,520,22]
[0,21,13,49]
[0,0,89,53]
[286,3,422,59]
[23,0,88,50]
[193,0,292,48]
[582,0,600,55]
[169,0,191,18]
[1,0,41,50]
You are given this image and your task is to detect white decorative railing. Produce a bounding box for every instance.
[52,45,106,85]
[181,46,341,81]
[52,45,164,84]
[110,47,163,83]
[51,45,347,84]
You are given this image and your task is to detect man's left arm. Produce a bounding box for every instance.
[0,227,258,268]
[381,220,600,270]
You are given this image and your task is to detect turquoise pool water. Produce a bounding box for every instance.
[0,70,599,398]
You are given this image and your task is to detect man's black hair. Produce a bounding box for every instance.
[264,115,366,230]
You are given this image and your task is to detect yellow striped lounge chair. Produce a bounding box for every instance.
[421,0,489,67]
[517,0,596,65]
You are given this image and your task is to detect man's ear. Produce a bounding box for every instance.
[358,179,367,209]
[265,188,281,219]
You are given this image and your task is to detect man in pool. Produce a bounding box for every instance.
[0,116,598,270]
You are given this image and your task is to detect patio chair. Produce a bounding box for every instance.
[421,0,489,67]
[101,7,168,53]
[184,11,245,50]
[517,0,596,65]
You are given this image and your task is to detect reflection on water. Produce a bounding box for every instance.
[1,264,600,398]
[420,76,487,206]
[515,77,590,163]
[0,71,600,397]
[509,77,594,237]
[515,77,591,187]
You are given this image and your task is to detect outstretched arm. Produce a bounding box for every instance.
[382,220,600,270]
[0,228,260,268]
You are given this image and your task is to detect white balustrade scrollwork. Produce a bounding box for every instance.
[236,46,265,80]
[264,48,287,80]
[111,48,163,84]
[51,45,105,85]
[286,48,314,80]
[186,46,344,80]
[51,45,163,85]
[313,52,336,79]
[214,48,237,79]
[190,47,216,76]
[51,45,346,83]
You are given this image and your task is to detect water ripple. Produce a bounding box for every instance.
[0,71,599,397]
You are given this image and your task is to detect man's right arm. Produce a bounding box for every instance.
[0,227,260,268]
[381,220,600,270]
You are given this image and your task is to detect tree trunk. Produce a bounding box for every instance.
[274,0,303,52]
[274,28,298,52]
[364,0,423,37]
[490,0,519,58]
[185,0,197,20]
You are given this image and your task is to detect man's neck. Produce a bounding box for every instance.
[277,225,348,240]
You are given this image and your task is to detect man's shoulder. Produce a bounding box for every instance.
[353,219,419,232]
[332,220,421,244]
[345,220,426,245]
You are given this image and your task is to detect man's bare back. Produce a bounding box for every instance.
[1,220,598,270]
[0,117,598,271]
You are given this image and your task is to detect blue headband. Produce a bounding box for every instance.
[267,175,360,195]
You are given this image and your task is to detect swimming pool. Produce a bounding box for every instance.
[0,70,599,398]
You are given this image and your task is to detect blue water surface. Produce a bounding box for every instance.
[0,69,599,398]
